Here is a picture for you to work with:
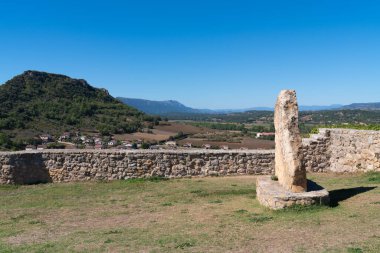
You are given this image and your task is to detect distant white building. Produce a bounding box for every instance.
[203,144,211,149]
[124,143,133,149]
[165,141,177,147]
[256,132,275,138]
[107,140,117,147]
[40,134,52,142]
[25,145,36,151]
[59,132,71,141]
[221,145,229,150]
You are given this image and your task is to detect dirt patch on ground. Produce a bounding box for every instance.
[154,123,209,134]
[178,136,274,149]
[114,131,173,142]
[114,123,211,142]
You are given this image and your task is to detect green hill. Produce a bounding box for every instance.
[0,71,155,149]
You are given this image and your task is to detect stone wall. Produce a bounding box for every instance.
[302,128,380,173]
[1,128,379,184]
[0,150,274,184]
[301,129,331,172]
[328,128,380,172]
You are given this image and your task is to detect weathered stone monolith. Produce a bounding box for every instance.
[256,90,329,209]
[274,90,307,192]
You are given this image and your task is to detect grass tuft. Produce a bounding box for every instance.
[175,241,195,249]
[209,199,223,204]
[28,220,45,225]
[366,172,380,183]
[275,204,330,213]
[104,230,122,235]
[10,214,28,223]
[104,239,113,244]
[248,214,273,223]
[347,247,363,253]
[125,176,169,183]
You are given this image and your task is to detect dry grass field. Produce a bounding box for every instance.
[114,123,207,143]
[115,122,275,149]
[177,137,275,149]
[153,123,208,135]
[0,172,379,253]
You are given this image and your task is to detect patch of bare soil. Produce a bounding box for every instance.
[177,136,274,149]
[154,123,210,134]
[5,205,167,245]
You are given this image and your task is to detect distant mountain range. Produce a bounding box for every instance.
[117,98,216,115]
[117,97,380,116]
[341,102,380,110]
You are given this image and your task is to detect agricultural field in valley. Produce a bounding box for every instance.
[116,122,275,149]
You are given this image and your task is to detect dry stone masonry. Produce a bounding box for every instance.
[303,128,380,173]
[302,129,331,173]
[0,149,274,184]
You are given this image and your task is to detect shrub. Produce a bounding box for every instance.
[47,142,65,149]
[271,175,278,181]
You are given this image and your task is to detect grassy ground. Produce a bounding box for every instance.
[0,172,379,253]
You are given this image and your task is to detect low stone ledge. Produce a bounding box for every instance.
[256,176,330,210]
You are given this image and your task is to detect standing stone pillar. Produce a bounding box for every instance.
[257,90,329,209]
[274,90,306,192]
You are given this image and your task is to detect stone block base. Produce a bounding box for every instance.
[256,176,329,210]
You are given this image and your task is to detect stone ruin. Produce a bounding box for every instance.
[257,90,330,209]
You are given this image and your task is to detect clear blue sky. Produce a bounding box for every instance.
[1,0,380,109]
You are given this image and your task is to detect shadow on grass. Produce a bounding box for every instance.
[329,186,377,207]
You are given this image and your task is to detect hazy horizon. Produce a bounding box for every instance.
[118,96,378,111]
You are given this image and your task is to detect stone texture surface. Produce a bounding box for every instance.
[0,149,274,184]
[302,128,380,173]
[301,129,331,172]
[274,90,306,193]
[256,176,330,210]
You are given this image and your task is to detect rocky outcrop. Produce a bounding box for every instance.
[274,90,306,193]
